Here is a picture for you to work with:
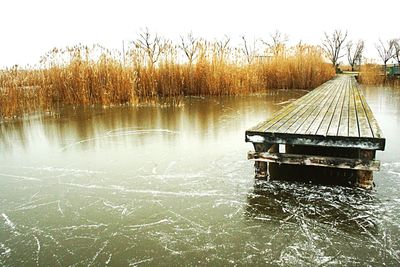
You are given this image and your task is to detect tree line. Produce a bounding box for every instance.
[322,29,400,73]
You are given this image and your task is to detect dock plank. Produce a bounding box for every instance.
[356,84,384,138]
[337,78,350,136]
[276,87,330,133]
[263,84,327,133]
[327,77,347,136]
[315,77,345,136]
[303,79,342,135]
[250,79,335,132]
[249,86,322,132]
[348,79,359,137]
[353,79,373,138]
[291,82,338,134]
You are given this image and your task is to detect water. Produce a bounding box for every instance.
[1,87,400,266]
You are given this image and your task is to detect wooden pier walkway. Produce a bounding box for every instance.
[246,75,385,189]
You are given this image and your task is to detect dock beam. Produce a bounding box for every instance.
[249,144,378,189]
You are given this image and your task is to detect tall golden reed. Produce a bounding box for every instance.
[358,63,384,85]
[0,38,335,119]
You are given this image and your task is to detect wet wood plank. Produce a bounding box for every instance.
[275,88,328,133]
[294,82,337,134]
[258,86,326,133]
[245,132,385,150]
[327,77,347,136]
[348,78,359,137]
[303,80,340,135]
[337,78,350,137]
[315,77,345,136]
[285,81,337,134]
[355,84,384,138]
[247,94,313,132]
[249,79,333,132]
[352,79,373,138]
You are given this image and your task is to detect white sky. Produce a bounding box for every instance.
[0,0,399,68]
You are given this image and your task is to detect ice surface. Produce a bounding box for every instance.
[1,89,400,265]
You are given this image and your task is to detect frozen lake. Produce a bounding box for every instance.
[1,86,400,266]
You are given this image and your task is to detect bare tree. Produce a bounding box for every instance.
[322,30,348,70]
[134,28,165,67]
[261,30,288,56]
[346,40,364,71]
[214,36,231,62]
[394,39,400,65]
[241,36,257,64]
[375,39,395,75]
[180,32,200,66]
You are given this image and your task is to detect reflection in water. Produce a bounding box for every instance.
[1,87,400,266]
[0,90,301,153]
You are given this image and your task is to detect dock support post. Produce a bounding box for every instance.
[356,150,375,189]
[267,144,279,179]
[253,143,273,178]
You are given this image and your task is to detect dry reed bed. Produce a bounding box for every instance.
[358,64,384,85]
[0,41,335,119]
[359,64,400,87]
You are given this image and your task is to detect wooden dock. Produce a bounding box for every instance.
[245,75,385,189]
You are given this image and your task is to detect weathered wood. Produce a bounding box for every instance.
[267,144,280,178]
[253,143,272,178]
[276,83,334,133]
[266,87,327,133]
[249,79,334,132]
[248,151,380,171]
[316,78,345,136]
[246,75,385,189]
[337,79,350,136]
[303,81,340,135]
[356,170,373,189]
[355,83,384,138]
[352,78,373,138]
[327,78,347,136]
[294,82,337,134]
[348,79,359,137]
[355,148,375,189]
[245,131,385,150]
[245,75,385,150]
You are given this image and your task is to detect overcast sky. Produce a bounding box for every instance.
[0,0,399,67]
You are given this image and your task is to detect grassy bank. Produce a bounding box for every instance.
[0,39,335,119]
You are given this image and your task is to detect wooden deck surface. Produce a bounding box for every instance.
[246,75,385,150]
